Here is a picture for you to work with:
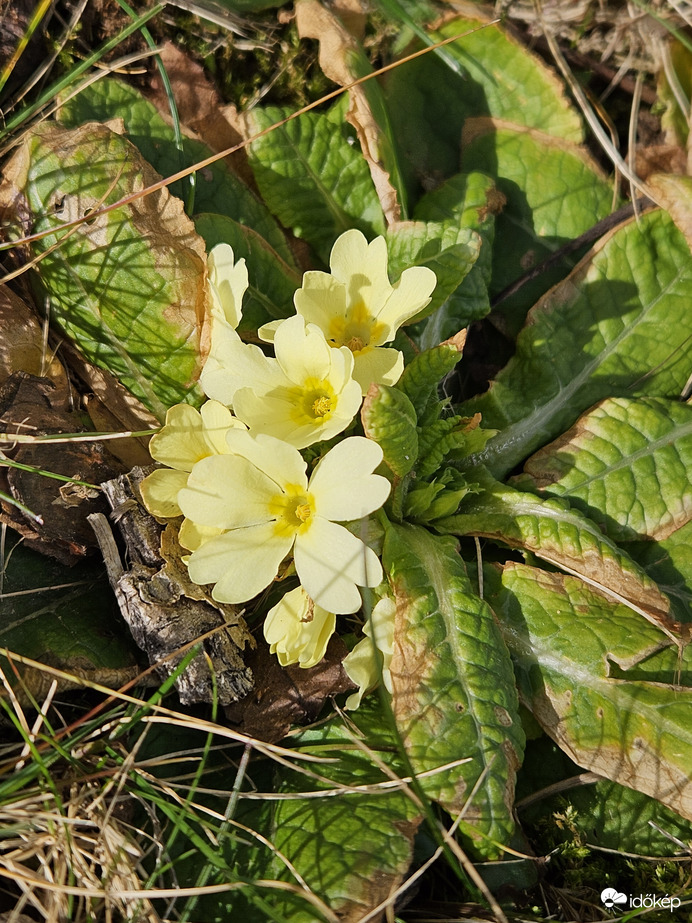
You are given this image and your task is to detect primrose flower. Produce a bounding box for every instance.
[264,586,336,668]
[343,596,396,709]
[200,243,249,398]
[202,314,363,450]
[261,229,437,393]
[140,400,245,520]
[177,432,390,613]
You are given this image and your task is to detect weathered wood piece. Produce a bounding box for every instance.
[89,467,254,705]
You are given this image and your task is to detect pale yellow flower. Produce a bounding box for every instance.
[202,314,362,450]
[177,433,389,613]
[140,401,245,519]
[264,586,336,668]
[261,229,437,393]
[343,596,396,710]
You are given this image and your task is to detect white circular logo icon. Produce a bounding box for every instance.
[601,888,628,908]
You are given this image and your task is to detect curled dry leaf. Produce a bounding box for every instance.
[296,0,401,223]
[0,284,68,394]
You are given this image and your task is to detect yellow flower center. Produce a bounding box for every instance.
[289,377,337,425]
[269,485,315,536]
[327,301,386,356]
[312,395,333,417]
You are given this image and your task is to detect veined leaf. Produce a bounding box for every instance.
[414,171,499,340]
[383,11,583,201]
[517,396,692,542]
[1,121,209,418]
[461,118,613,329]
[383,521,524,857]
[194,212,300,335]
[436,471,677,637]
[246,102,385,264]
[361,383,418,477]
[56,77,294,263]
[386,220,480,323]
[268,701,422,921]
[487,562,692,823]
[396,341,462,418]
[462,209,692,477]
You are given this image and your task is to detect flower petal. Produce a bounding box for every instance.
[329,230,392,314]
[293,272,348,333]
[186,522,293,603]
[149,404,211,471]
[178,454,280,529]
[294,517,382,613]
[199,400,245,453]
[224,430,307,489]
[140,468,189,518]
[200,322,282,407]
[178,518,224,552]
[352,346,404,392]
[208,243,247,329]
[308,436,389,521]
[264,586,336,668]
[375,266,437,337]
[273,315,332,383]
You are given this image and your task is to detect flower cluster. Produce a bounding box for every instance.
[141,230,435,705]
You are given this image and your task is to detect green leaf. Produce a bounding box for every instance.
[383,14,583,201]
[361,383,418,477]
[268,702,422,920]
[462,209,692,477]
[413,172,499,339]
[657,38,692,148]
[461,120,613,330]
[630,521,692,624]
[56,77,294,264]
[246,102,385,263]
[386,220,480,323]
[436,471,674,633]
[517,397,692,543]
[486,562,692,823]
[194,212,300,335]
[396,342,461,418]
[7,121,209,417]
[0,532,140,699]
[519,738,692,857]
[383,521,524,857]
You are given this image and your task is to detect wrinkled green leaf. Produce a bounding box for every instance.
[516,397,692,543]
[486,562,692,823]
[361,383,418,477]
[0,533,140,699]
[246,102,385,263]
[414,171,499,340]
[462,209,692,477]
[56,77,294,263]
[386,220,480,323]
[194,212,299,335]
[437,471,673,632]
[4,121,209,417]
[384,521,524,857]
[383,14,583,201]
[396,342,461,418]
[461,120,613,328]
